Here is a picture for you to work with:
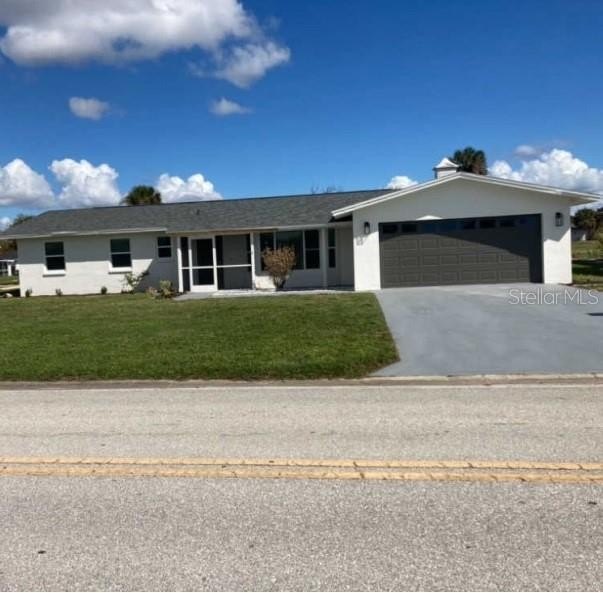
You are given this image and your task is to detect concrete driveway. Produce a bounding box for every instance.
[375,284,603,376]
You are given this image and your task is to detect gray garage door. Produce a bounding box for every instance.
[379,214,542,287]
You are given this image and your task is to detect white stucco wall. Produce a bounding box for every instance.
[17,233,178,296]
[351,179,572,290]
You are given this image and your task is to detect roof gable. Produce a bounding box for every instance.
[331,172,600,218]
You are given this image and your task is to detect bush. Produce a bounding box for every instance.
[122,269,149,293]
[25,288,32,298]
[262,246,296,290]
[55,288,63,297]
[100,286,108,295]
[147,280,176,300]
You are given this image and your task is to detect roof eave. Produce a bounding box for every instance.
[1,227,168,241]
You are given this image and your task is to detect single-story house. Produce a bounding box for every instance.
[0,250,17,277]
[0,159,598,296]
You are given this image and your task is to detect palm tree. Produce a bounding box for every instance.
[122,185,162,206]
[450,147,488,175]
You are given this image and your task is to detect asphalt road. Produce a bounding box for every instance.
[0,383,602,591]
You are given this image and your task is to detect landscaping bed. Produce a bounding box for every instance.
[0,293,397,380]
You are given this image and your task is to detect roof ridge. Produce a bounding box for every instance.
[35,188,394,216]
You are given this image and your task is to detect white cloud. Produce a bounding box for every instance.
[514,144,541,158]
[50,159,122,208]
[490,149,603,195]
[386,175,419,190]
[0,217,12,231]
[69,97,110,120]
[0,158,54,207]
[0,1,289,86]
[157,173,222,202]
[212,41,290,87]
[210,97,251,116]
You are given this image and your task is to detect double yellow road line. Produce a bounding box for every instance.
[1,456,602,484]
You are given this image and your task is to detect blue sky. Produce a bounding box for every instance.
[1,0,602,225]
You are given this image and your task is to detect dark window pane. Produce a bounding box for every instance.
[328,228,336,247]
[328,249,336,268]
[182,268,190,292]
[401,223,418,233]
[260,232,274,252]
[215,235,224,266]
[157,236,171,247]
[46,256,65,271]
[111,238,130,253]
[382,223,398,234]
[111,253,132,268]
[193,268,214,286]
[158,246,172,258]
[276,231,303,269]
[461,220,476,230]
[304,229,319,249]
[305,250,320,269]
[479,218,496,229]
[45,241,64,256]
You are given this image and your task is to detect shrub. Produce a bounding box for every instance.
[262,246,296,290]
[100,286,108,295]
[122,269,149,293]
[55,288,63,297]
[147,280,176,300]
[25,288,32,298]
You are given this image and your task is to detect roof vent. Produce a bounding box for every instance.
[433,157,460,179]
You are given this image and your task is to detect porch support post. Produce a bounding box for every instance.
[320,227,328,288]
[249,231,256,289]
[176,236,183,293]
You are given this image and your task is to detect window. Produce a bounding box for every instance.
[157,236,172,258]
[479,218,496,229]
[328,228,336,268]
[259,232,275,270]
[382,223,398,234]
[276,231,303,270]
[304,230,320,269]
[45,242,65,271]
[110,238,132,269]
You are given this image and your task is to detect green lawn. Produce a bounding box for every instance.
[572,239,603,260]
[572,239,603,291]
[0,293,397,381]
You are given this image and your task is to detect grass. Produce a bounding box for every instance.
[572,239,603,260]
[572,238,603,291]
[0,293,397,381]
[0,275,17,287]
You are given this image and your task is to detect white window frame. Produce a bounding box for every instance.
[109,238,132,272]
[44,241,66,276]
[157,236,173,259]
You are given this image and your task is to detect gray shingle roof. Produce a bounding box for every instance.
[0,189,393,239]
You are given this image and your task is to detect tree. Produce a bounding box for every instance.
[262,246,296,290]
[0,214,33,255]
[450,147,488,175]
[573,208,599,239]
[122,185,161,206]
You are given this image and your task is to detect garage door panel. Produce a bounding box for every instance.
[379,215,542,287]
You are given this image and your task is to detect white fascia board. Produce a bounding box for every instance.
[4,227,167,240]
[331,173,600,218]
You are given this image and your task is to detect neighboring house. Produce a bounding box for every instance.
[571,226,589,242]
[0,250,17,277]
[0,159,598,296]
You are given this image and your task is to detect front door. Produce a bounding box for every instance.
[181,237,216,292]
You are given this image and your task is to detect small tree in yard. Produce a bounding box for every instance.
[122,269,149,293]
[262,246,296,290]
